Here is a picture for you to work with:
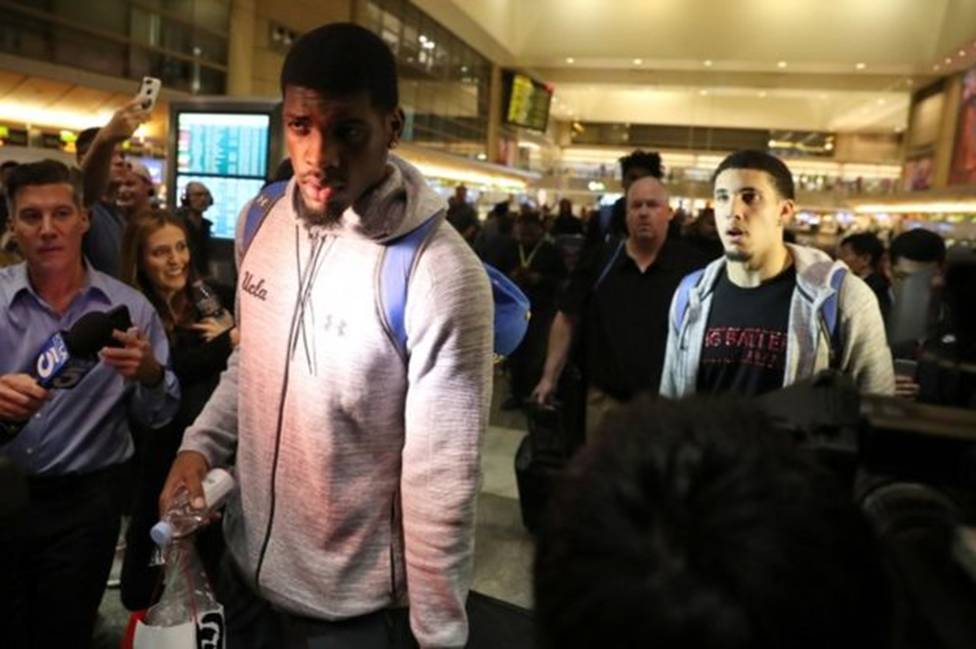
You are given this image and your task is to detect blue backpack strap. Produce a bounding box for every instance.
[593,239,625,291]
[672,268,705,331]
[380,214,531,359]
[241,181,288,259]
[380,214,442,355]
[822,267,847,366]
[486,264,530,357]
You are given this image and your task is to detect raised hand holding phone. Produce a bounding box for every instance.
[137,76,162,111]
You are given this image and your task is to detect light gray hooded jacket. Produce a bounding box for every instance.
[660,244,895,398]
[179,155,493,648]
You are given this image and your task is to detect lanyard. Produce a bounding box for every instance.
[519,241,542,269]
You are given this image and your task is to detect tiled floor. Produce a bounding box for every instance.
[94,372,535,647]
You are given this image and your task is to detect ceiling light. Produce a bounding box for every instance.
[945,57,952,64]
[877,98,886,105]
[819,93,828,100]
[960,49,967,56]
[777,61,787,69]
[933,64,941,70]
[703,59,713,67]
[699,89,709,96]
[855,62,866,70]
[853,201,976,214]
[565,57,575,64]
[633,58,643,65]
[758,90,767,98]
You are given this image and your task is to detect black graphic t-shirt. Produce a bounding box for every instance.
[697,266,796,396]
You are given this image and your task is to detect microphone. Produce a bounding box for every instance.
[33,305,132,389]
[1,306,132,443]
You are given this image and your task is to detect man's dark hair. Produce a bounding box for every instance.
[0,160,19,174]
[619,149,663,178]
[75,127,100,161]
[5,159,84,215]
[280,22,398,110]
[712,149,796,200]
[535,395,891,649]
[841,232,885,268]
[889,228,947,265]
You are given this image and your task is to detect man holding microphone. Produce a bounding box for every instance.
[0,160,178,648]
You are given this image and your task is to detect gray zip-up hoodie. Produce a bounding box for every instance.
[179,155,493,648]
[660,243,894,398]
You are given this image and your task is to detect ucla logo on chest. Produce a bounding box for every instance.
[242,271,269,301]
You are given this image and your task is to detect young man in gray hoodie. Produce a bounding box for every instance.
[161,23,493,649]
[660,150,894,398]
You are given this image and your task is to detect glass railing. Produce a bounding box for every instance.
[0,1,228,95]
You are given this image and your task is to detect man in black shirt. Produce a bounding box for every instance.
[446,184,480,245]
[550,198,584,236]
[532,157,707,440]
[661,150,894,398]
[504,212,566,409]
[175,181,214,277]
[838,232,892,323]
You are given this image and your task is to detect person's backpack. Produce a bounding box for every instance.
[670,266,848,366]
[240,181,529,357]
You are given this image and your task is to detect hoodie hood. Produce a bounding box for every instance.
[692,242,846,303]
[299,153,446,244]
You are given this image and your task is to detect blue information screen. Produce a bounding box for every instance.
[175,112,272,239]
[177,113,270,176]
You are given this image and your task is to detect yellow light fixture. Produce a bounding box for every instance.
[853,201,976,214]
[0,104,114,131]
[407,160,528,191]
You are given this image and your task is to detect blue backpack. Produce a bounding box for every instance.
[670,266,848,366]
[241,181,530,357]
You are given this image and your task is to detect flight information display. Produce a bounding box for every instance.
[504,72,552,133]
[177,113,270,177]
[175,175,267,240]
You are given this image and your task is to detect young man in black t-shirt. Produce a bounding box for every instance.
[661,150,894,398]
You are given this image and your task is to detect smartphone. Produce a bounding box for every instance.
[893,358,918,378]
[137,76,162,111]
[103,305,133,348]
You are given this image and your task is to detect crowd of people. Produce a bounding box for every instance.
[0,19,973,649]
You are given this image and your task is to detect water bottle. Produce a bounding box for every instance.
[143,538,222,629]
[191,279,224,319]
[151,468,235,546]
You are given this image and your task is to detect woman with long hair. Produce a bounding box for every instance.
[117,211,236,611]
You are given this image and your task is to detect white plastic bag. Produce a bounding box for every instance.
[133,539,225,649]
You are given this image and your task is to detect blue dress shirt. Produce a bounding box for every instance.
[0,262,180,476]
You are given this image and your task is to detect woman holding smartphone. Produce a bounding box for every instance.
[117,211,237,610]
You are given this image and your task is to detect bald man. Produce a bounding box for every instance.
[176,181,214,276]
[532,155,708,440]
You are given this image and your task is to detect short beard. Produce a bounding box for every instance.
[725,250,752,262]
[294,190,344,228]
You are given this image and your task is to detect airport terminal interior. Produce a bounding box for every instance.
[2,1,976,647]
